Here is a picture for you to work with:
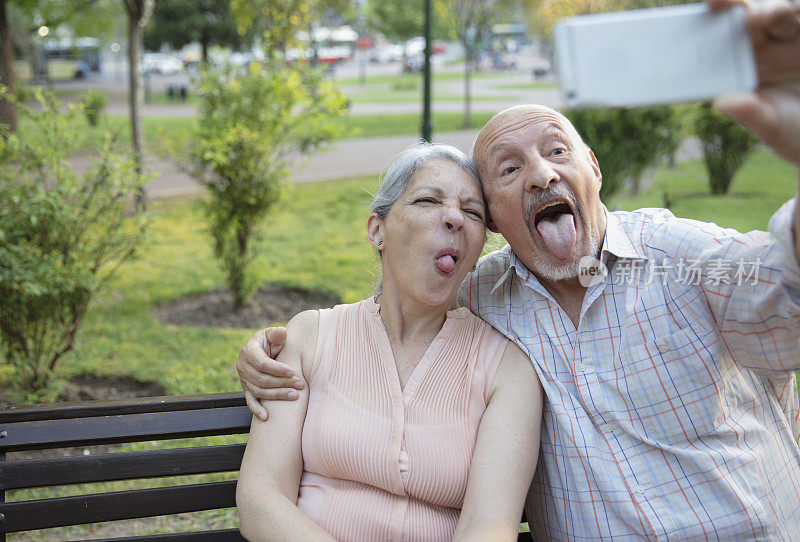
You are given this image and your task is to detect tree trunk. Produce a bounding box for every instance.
[124,0,153,212]
[0,0,18,132]
[201,24,209,64]
[128,14,146,211]
[462,46,472,129]
[233,226,249,309]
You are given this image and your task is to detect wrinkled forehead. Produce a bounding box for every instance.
[409,159,484,200]
[473,105,583,169]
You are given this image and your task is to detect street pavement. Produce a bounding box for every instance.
[141,129,484,200]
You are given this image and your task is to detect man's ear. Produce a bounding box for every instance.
[366,213,384,251]
[588,149,602,187]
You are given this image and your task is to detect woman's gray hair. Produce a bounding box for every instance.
[370,141,481,219]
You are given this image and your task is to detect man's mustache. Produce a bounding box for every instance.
[524,185,581,231]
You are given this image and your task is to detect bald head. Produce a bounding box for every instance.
[473,104,588,179]
[469,103,606,286]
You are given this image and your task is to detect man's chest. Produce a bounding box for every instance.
[489,275,736,445]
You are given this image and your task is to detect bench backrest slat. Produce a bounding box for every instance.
[0,444,246,490]
[0,480,237,533]
[0,393,246,423]
[0,393,251,540]
[89,528,246,541]
[0,406,251,452]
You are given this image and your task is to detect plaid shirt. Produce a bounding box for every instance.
[461,202,800,541]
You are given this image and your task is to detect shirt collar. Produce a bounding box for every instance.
[491,245,528,295]
[490,208,647,294]
[600,207,647,262]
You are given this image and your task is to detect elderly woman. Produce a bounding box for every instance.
[236,143,542,542]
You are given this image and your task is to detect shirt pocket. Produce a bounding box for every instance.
[617,327,727,445]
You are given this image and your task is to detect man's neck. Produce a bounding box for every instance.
[538,275,586,329]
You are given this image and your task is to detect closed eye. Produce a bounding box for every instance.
[464,208,484,220]
[414,197,439,204]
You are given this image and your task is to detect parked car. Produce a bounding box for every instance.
[370,43,403,63]
[316,46,352,64]
[405,37,447,57]
[402,53,424,73]
[141,53,184,75]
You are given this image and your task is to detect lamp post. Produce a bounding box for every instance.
[421,0,433,142]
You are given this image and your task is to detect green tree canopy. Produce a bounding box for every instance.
[365,0,454,43]
[231,0,354,56]
[143,0,244,62]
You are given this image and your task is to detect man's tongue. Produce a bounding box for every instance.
[435,254,456,274]
[535,212,577,260]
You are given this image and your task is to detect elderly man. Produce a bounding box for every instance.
[236,0,800,538]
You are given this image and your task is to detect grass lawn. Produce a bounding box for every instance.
[5,148,797,539]
[335,70,517,86]
[341,88,523,102]
[495,82,558,90]
[611,149,798,232]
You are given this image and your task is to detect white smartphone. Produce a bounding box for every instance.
[553,3,757,108]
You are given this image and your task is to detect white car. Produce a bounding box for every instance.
[370,43,403,63]
[141,53,184,75]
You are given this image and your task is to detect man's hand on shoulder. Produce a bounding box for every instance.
[237,326,304,421]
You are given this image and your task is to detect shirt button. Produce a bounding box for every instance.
[577,363,586,373]
[634,484,646,495]
[657,343,669,354]
[602,423,614,433]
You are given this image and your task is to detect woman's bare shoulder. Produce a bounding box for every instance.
[491,338,541,400]
[280,310,320,381]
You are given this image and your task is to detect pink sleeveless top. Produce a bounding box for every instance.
[296,298,508,542]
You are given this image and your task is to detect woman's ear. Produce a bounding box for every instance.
[366,213,385,251]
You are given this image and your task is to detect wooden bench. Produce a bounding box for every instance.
[0,391,532,541]
[0,392,250,541]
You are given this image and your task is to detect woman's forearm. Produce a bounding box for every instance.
[238,490,336,542]
[452,518,519,542]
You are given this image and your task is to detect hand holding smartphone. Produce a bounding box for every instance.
[553,3,758,108]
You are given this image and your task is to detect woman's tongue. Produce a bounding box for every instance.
[435,254,456,274]
[535,212,577,260]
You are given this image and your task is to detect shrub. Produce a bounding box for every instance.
[565,106,681,200]
[79,89,108,126]
[0,88,148,395]
[695,102,759,195]
[189,59,348,308]
[14,81,32,103]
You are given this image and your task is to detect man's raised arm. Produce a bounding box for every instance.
[711,0,800,256]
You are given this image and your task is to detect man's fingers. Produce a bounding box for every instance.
[244,390,268,421]
[763,5,800,42]
[707,0,749,12]
[240,328,294,378]
[237,355,304,390]
[265,327,288,358]
[248,387,301,401]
